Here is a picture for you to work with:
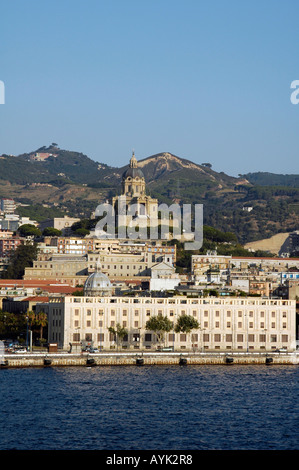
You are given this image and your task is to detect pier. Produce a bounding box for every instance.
[1,351,298,368]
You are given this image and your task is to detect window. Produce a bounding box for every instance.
[214,334,221,342]
[237,334,243,342]
[145,333,152,342]
[226,334,232,342]
[180,334,186,342]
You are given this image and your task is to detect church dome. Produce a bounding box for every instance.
[122,166,144,179]
[122,151,144,180]
[84,270,112,296]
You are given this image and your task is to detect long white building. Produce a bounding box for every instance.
[36,271,296,352]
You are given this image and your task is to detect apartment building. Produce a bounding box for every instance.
[0,236,24,257]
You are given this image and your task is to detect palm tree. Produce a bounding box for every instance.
[35,311,48,342]
[108,323,128,351]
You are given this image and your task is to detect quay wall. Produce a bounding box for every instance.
[1,352,299,368]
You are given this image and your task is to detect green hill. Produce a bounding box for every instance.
[1,145,298,244]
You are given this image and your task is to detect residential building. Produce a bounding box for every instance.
[0,236,24,257]
[0,198,16,214]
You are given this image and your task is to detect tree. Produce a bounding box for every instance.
[175,315,199,349]
[18,224,41,238]
[145,315,173,347]
[175,315,199,334]
[108,323,128,350]
[42,227,62,237]
[35,311,48,342]
[2,242,39,279]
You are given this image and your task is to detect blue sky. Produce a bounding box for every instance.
[1,0,299,176]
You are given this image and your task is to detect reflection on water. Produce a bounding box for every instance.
[0,365,298,450]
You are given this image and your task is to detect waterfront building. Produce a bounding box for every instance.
[36,270,296,352]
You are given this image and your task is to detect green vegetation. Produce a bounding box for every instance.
[244,172,299,188]
[108,323,128,350]
[0,309,48,344]
[145,315,173,345]
[2,242,39,279]
[18,224,42,238]
[174,315,200,334]
[42,227,62,236]
[16,204,64,222]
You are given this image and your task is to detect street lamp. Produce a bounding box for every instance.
[264,328,267,353]
[26,316,29,351]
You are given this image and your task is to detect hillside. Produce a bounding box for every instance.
[1,145,299,244]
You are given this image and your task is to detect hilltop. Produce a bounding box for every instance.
[1,145,299,244]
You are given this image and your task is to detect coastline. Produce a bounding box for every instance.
[1,351,298,368]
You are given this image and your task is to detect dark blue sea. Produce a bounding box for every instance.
[0,365,298,451]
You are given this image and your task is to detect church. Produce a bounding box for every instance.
[112,152,158,230]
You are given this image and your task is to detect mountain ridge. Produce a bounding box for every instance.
[1,145,299,244]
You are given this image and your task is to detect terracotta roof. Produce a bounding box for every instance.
[0,279,80,294]
[21,296,49,302]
